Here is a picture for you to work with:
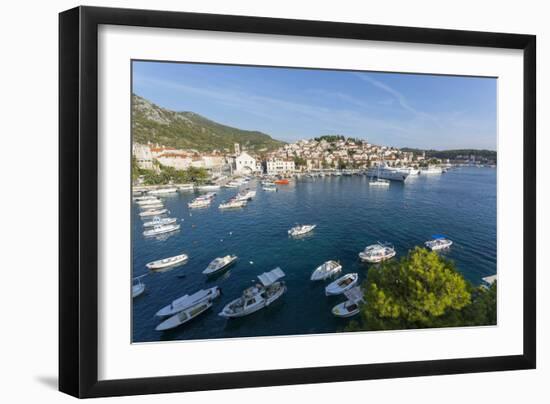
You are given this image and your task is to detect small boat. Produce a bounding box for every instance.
[142,217,178,228]
[325,273,359,296]
[188,199,211,209]
[219,200,247,209]
[288,224,316,237]
[132,276,146,298]
[274,179,289,185]
[203,255,238,275]
[358,242,396,263]
[148,187,178,195]
[136,198,162,205]
[197,183,221,191]
[139,208,168,217]
[155,301,212,331]
[332,287,364,317]
[263,185,277,192]
[311,260,342,281]
[139,202,164,210]
[143,223,180,237]
[369,178,390,187]
[219,268,286,318]
[155,286,221,317]
[134,195,157,202]
[234,189,256,201]
[420,166,443,175]
[425,235,453,251]
[177,183,194,191]
[146,253,188,270]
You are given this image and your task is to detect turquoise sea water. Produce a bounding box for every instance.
[132,167,496,342]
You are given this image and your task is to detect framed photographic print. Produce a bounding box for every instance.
[59,6,536,398]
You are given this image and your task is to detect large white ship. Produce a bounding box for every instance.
[368,164,409,182]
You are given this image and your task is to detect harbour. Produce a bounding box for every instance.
[132,166,496,342]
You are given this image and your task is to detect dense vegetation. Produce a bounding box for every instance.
[401,148,497,162]
[132,94,284,152]
[134,161,209,186]
[346,248,496,332]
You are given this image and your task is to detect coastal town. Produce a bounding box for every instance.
[133,136,496,184]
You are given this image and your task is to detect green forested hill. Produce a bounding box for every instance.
[132,94,284,152]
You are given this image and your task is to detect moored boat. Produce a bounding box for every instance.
[219,268,286,318]
[219,200,247,209]
[358,242,396,263]
[311,260,342,281]
[148,187,178,195]
[188,199,212,209]
[203,255,238,275]
[368,178,390,187]
[139,208,168,217]
[325,273,359,296]
[424,235,453,251]
[288,224,316,237]
[332,286,364,318]
[274,179,289,185]
[155,286,221,317]
[146,253,188,270]
[262,185,277,191]
[132,276,146,298]
[155,301,212,331]
[136,197,162,206]
[142,217,178,228]
[197,183,221,191]
[143,223,180,237]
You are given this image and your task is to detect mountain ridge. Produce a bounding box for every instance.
[132,94,285,153]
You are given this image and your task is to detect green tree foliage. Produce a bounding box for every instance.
[293,156,307,167]
[314,135,345,143]
[138,164,209,186]
[346,248,497,332]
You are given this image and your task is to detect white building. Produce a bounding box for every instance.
[235,151,260,174]
[156,153,193,170]
[132,143,153,170]
[266,158,295,175]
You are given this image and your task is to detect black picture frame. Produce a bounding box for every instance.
[59,6,536,398]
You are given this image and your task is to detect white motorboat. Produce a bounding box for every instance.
[139,208,168,217]
[311,260,342,281]
[203,255,238,275]
[143,223,180,237]
[177,183,194,191]
[142,217,178,228]
[325,273,359,296]
[332,287,364,317]
[146,253,188,270]
[234,189,256,201]
[194,192,216,201]
[188,199,211,209]
[424,235,453,251]
[367,163,409,182]
[134,195,157,202]
[139,202,164,210]
[332,300,360,317]
[288,224,317,237]
[197,184,221,191]
[219,200,247,209]
[148,187,178,195]
[155,286,221,317]
[358,242,396,263]
[219,268,287,318]
[369,178,390,187]
[155,301,212,331]
[420,166,443,175]
[136,198,161,206]
[132,276,146,298]
[263,185,277,192]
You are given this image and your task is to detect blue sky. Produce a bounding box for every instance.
[133,61,497,150]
